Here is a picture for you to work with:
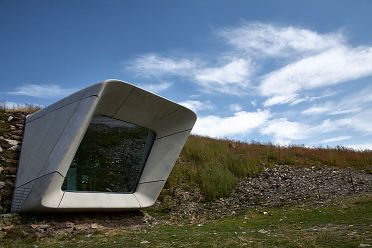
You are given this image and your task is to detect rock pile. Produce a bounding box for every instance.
[162,165,372,222]
[0,112,26,213]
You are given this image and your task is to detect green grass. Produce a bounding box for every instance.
[165,136,372,200]
[3,195,371,248]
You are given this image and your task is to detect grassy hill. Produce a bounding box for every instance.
[0,107,371,247]
[167,135,372,201]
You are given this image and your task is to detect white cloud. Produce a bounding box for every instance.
[192,110,270,138]
[301,104,331,115]
[218,22,343,57]
[302,103,360,116]
[128,54,253,95]
[345,143,372,151]
[301,86,372,116]
[261,46,372,106]
[140,82,172,93]
[260,118,308,145]
[260,118,348,145]
[195,58,252,85]
[322,136,351,143]
[194,58,253,95]
[263,94,299,107]
[8,84,75,99]
[128,54,198,77]
[289,91,339,106]
[178,100,214,113]
[344,109,372,134]
[229,104,242,112]
[301,101,359,116]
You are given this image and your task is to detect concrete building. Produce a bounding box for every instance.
[12,80,196,212]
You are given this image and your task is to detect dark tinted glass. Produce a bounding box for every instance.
[62,115,155,193]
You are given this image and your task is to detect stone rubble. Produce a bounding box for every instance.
[0,112,26,213]
[161,165,372,222]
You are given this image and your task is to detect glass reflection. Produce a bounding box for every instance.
[62,115,155,193]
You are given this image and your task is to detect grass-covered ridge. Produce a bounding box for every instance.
[1,105,371,202]
[4,195,371,248]
[167,135,372,200]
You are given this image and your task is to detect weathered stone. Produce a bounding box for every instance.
[12,130,23,136]
[7,116,13,122]
[0,213,21,225]
[90,223,99,229]
[8,145,21,152]
[3,167,16,174]
[3,139,18,146]
[65,222,75,228]
[10,135,22,141]
[5,159,18,164]
[0,182,5,189]
[0,146,2,153]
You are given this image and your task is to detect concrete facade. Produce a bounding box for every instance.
[11,80,196,212]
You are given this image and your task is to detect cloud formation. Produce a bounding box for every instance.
[128,54,198,77]
[193,110,270,138]
[218,22,343,57]
[323,136,351,143]
[261,47,372,106]
[8,84,75,99]
[260,118,308,145]
[178,100,214,113]
[124,22,372,148]
[195,58,252,95]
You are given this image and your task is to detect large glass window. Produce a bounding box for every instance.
[62,115,155,193]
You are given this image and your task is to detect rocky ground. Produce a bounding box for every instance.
[158,165,372,222]
[0,111,25,213]
[0,111,371,241]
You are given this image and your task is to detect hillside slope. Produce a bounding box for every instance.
[0,110,371,246]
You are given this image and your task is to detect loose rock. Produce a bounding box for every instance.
[162,165,372,221]
[8,145,21,152]
[3,139,18,146]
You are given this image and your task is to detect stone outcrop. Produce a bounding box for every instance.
[0,112,26,213]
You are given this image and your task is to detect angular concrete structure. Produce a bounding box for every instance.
[12,79,196,212]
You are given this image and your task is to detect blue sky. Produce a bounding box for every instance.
[1,0,372,149]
